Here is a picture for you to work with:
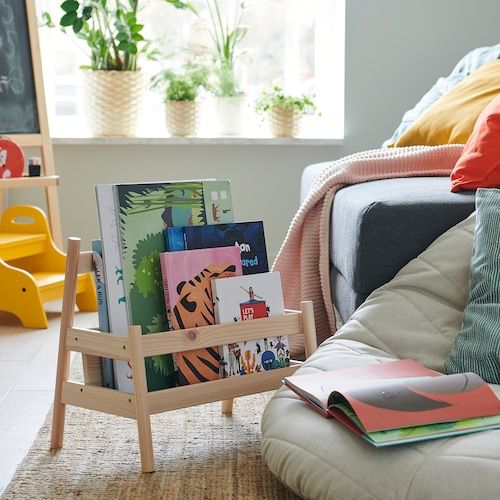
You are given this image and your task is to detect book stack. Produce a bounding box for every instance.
[94,179,289,392]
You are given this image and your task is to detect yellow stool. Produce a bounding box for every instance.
[0,205,97,328]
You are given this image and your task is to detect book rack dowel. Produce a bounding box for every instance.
[51,237,318,472]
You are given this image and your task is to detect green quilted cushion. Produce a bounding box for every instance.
[445,188,500,383]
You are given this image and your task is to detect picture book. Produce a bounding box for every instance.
[91,239,115,389]
[211,272,289,377]
[115,180,234,391]
[165,221,269,275]
[283,359,500,447]
[160,246,242,385]
[95,184,132,393]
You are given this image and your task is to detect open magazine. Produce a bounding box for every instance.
[283,359,500,447]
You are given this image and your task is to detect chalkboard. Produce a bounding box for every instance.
[0,0,39,134]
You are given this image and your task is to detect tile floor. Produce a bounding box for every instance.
[0,302,97,495]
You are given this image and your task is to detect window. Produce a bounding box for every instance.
[37,0,344,139]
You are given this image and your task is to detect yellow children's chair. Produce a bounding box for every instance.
[0,205,96,328]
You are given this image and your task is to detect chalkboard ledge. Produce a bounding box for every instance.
[0,175,59,188]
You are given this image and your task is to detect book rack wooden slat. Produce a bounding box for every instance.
[50,237,318,473]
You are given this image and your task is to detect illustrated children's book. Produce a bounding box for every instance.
[96,180,234,393]
[283,359,500,447]
[91,239,115,389]
[166,221,269,275]
[211,272,289,377]
[160,246,242,385]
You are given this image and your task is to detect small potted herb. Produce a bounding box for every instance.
[166,0,248,135]
[255,85,316,137]
[151,63,209,136]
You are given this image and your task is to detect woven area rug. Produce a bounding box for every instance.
[3,361,299,500]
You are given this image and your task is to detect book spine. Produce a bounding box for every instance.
[159,252,173,331]
[166,227,187,252]
[91,239,115,390]
[95,184,133,394]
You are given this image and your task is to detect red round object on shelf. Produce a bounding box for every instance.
[0,138,25,179]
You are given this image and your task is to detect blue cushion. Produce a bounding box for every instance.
[445,188,500,383]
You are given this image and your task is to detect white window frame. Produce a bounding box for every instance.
[37,0,345,140]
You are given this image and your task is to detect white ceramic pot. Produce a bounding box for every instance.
[213,95,245,136]
[83,70,145,137]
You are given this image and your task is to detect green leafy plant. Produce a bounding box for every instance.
[151,63,209,101]
[255,85,317,114]
[166,0,248,97]
[42,0,154,71]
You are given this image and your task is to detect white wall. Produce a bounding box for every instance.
[11,0,500,260]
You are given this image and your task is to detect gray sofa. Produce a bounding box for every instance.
[300,166,476,322]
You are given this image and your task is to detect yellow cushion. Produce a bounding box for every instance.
[391,60,500,147]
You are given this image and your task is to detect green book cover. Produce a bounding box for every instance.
[116,180,234,391]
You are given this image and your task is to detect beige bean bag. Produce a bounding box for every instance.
[262,214,500,500]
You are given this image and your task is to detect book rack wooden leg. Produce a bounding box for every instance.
[128,325,155,473]
[50,237,318,473]
[51,237,80,449]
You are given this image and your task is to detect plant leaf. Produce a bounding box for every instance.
[60,0,78,13]
[60,11,77,27]
[72,18,84,33]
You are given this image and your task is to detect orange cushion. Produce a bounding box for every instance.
[450,94,500,192]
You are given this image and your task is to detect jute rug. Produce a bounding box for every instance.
[2,359,299,500]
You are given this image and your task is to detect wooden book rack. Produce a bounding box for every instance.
[50,237,318,472]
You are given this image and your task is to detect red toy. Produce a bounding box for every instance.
[0,138,25,178]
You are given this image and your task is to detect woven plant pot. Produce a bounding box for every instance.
[165,101,198,137]
[268,107,303,137]
[83,70,145,137]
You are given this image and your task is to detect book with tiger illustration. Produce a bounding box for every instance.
[211,272,290,378]
[160,246,243,386]
[165,221,269,275]
[96,179,234,393]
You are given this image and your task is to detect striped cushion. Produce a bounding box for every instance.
[445,188,500,383]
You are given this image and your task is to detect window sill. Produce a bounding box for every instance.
[49,114,344,146]
[51,135,343,146]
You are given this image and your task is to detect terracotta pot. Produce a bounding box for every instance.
[83,70,145,136]
[165,101,198,136]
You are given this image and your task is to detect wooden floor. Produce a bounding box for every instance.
[0,302,97,495]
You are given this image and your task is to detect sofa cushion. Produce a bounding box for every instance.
[262,214,500,500]
[451,95,500,192]
[331,177,475,321]
[445,188,500,383]
[383,43,500,148]
[392,60,500,147]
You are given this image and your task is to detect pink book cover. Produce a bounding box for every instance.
[160,247,242,386]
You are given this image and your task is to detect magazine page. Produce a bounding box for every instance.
[283,359,440,417]
[329,372,500,433]
[333,402,500,447]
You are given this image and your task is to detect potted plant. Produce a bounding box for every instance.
[43,0,153,136]
[255,85,317,137]
[167,0,248,135]
[151,63,208,136]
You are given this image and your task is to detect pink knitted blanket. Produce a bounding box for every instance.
[272,144,464,349]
